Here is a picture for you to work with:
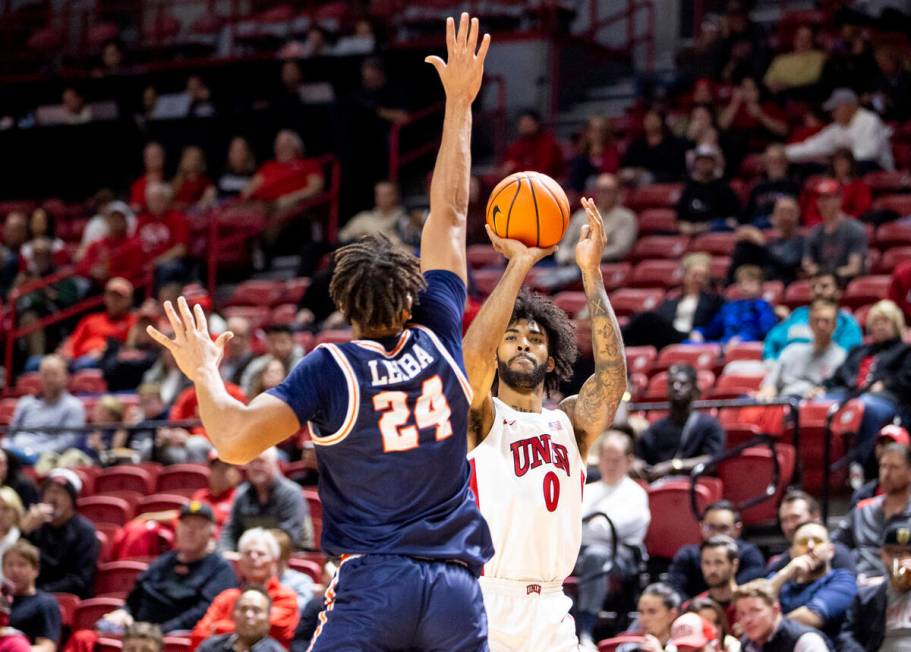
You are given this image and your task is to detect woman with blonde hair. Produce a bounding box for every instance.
[814,299,911,475]
[0,487,23,566]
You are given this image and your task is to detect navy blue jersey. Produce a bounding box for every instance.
[268,270,493,574]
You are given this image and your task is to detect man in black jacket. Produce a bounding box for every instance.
[20,469,99,598]
[839,518,911,651]
[97,501,237,633]
[734,580,829,651]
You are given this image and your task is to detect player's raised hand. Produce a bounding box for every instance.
[575,197,606,272]
[485,224,556,265]
[146,296,233,383]
[425,12,491,105]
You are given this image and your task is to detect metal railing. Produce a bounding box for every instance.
[586,0,656,72]
[388,102,445,183]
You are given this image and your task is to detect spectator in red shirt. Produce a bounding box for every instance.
[76,201,145,289]
[171,146,214,209]
[499,109,564,179]
[130,142,166,212]
[137,183,191,291]
[60,277,137,370]
[242,130,324,208]
[717,74,788,158]
[801,148,872,227]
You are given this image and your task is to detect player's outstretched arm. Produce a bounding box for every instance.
[147,297,300,464]
[420,13,490,284]
[560,198,627,458]
[463,226,555,448]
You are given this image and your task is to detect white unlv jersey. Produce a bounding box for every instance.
[468,397,585,582]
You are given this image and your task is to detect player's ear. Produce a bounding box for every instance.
[546,356,556,373]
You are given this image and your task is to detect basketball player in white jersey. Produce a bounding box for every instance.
[464,197,627,652]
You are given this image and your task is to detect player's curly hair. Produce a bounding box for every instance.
[329,234,427,332]
[509,288,578,394]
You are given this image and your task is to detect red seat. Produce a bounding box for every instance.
[876,220,911,248]
[854,304,874,328]
[598,635,646,652]
[53,592,80,629]
[654,344,722,373]
[625,183,684,211]
[629,260,683,288]
[689,232,737,256]
[625,346,657,376]
[221,306,271,330]
[94,522,121,563]
[782,280,812,309]
[472,269,502,295]
[873,194,911,216]
[552,291,588,317]
[718,444,795,526]
[77,496,133,527]
[72,597,124,631]
[709,256,731,281]
[644,480,712,559]
[163,637,192,652]
[94,467,155,495]
[94,560,149,598]
[842,275,891,309]
[467,244,503,269]
[707,373,765,399]
[303,488,322,546]
[70,369,107,395]
[877,246,911,273]
[726,281,784,306]
[798,400,863,493]
[637,208,678,235]
[271,303,298,325]
[283,278,311,305]
[156,465,210,497]
[642,370,715,401]
[600,263,631,291]
[0,399,17,425]
[224,280,284,308]
[14,373,41,396]
[136,494,189,516]
[314,329,352,346]
[629,236,689,262]
[609,288,666,317]
[864,170,911,196]
[288,558,323,583]
[97,639,123,652]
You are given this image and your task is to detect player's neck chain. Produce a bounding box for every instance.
[509,404,535,413]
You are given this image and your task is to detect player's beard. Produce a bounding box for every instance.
[498,355,547,391]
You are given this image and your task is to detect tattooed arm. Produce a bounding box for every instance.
[560,198,627,459]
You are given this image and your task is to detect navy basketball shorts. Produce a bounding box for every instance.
[306,553,489,652]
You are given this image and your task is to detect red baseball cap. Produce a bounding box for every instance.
[878,425,911,447]
[814,177,842,196]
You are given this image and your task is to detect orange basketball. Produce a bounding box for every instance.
[485,171,570,248]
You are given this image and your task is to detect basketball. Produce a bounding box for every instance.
[485,171,570,248]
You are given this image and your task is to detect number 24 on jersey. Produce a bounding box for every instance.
[373,375,452,453]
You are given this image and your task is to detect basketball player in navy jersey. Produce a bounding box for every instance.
[147,14,494,651]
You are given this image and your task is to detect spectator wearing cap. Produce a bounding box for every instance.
[191,528,299,650]
[801,178,868,281]
[666,501,765,599]
[835,444,911,580]
[785,87,894,172]
[763,25,826,95]
[556,174,637,267]
[675,144,741,235]
[58,277,138,371]
[852,426,911,506]
[766,521,857,643]
[196,587,284,652]
[800,148,872,228]
[3,540,60,652]
[78,196,137,260]
[240,325,302,399]
[92,501,236,638]
[734,580,829,652]
[498,109,564,180]
[839,518,911,651]
[19,469,98,598]
[136,183,191,291]
[122,623,162,652]
[76,202,144,289]
[666,612,718,652]
[219,448,312,552]
[6,355,85,462]
[768,489,856,575]
[756,299,845,401]
[130,143,166,212]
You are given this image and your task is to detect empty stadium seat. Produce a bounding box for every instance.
[782,280,812,309]
[77,496,133,527]
[644,480,712,559]
[467,244,503,269]
[0,399,17,425]
[842,275,891,309]
[654,343,722,373]
[288,558,323,583]
[876,220,911,248]
[221,306,271,330]
[637,208,678,235]
[156,464,210,497]
[629,236,689,262]
[552,291,587,317]
[625,183,684,211]
[271,303,298,325]
[706,373,765,399]
[718,444,796,526]
[609,288,665,317]
[689,232,737,256]
[94,560,149,598]
[94,467,156,495]
[70,369,107,395]
[798,400,864,493]
[600,263,631,291]
[873,194,911,217]
[283,278,311,304]
[136,494,189,515]
[624,346,657,376]
[224,280,285,307]
[472,268,502,295]
[14,373,41,396]
[864,170,911,196]
[629,260,683,288]
[877,246,911,273]
[73,597,124,631]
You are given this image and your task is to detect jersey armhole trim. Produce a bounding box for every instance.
[409,324,473,402]
[308,343,359,447]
